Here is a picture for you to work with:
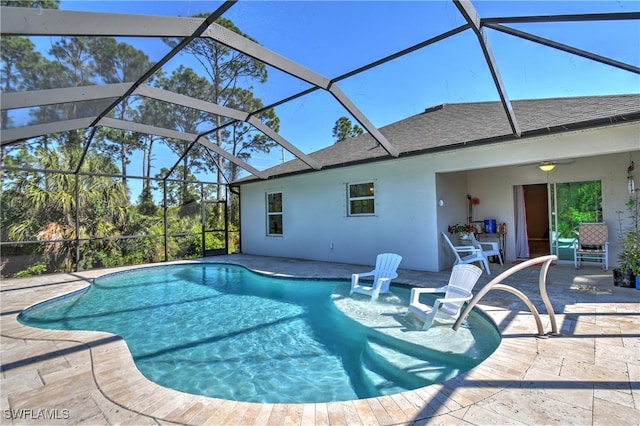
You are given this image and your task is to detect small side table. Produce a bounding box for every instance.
[476,232,506,261]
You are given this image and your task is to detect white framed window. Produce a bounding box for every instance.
[266,192,283,236]
[347,182,375,216]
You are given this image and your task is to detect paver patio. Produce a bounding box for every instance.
[1,254,639,425]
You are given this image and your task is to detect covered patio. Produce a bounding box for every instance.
[2,255,638,425]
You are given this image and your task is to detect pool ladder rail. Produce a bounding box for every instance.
[453,255,559,338]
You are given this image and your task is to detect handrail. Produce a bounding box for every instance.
[453,255,559,338]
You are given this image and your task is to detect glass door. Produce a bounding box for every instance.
[549,180,603,261]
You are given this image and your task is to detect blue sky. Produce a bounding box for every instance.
[44,1,640,174]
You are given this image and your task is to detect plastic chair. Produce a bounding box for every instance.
[573,223,609,270]
[407,264,483,330]
[470,232,503,264]
[441,232,490,275]
[350,253,402,301]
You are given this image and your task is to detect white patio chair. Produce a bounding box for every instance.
[407,264,483,330]
[441,232,491,275]
[470,232,503,265]
[350,253,402,301]
[573,222,609,270]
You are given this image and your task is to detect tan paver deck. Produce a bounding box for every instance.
[1,254,639,425]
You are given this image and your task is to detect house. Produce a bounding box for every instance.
[235,94,640,271]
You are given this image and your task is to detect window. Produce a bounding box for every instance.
[266,192,283,235]
[348,182,375,216]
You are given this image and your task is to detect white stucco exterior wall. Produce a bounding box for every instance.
[240,160,439,270]
[239,122,639,272]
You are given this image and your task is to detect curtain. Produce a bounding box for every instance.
[514,185,530,259]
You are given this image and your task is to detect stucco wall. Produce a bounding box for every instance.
[239,122,639,271]
[240,160,439,270]
[435,172,468,270]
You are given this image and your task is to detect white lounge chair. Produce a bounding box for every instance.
[441,232,491,275]
[470,232,503,265]
[407,264,483,330]
[350,253,402,301]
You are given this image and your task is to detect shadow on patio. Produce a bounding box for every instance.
[1,255,638,425]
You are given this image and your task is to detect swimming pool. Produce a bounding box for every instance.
[19,263,501,403]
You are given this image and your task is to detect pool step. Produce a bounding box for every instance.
[360,335,469,395]
[359,358,408,396]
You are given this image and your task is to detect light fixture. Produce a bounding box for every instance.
[538,162,556,172]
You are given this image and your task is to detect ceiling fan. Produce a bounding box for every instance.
[520,159,575,171]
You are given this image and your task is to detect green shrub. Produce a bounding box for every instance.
[14,262,47,278]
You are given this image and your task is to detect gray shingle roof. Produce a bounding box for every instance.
[237,93,640,183]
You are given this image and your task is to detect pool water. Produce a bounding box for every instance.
[19,263,500,403]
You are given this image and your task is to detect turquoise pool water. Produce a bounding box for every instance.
[19,263,500,403]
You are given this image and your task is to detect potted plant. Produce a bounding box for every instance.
[448,224,475,240]
[614,195,640,288]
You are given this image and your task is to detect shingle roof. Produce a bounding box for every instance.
[237,93,640,183]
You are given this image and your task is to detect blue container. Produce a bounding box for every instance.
[484,219,497,234]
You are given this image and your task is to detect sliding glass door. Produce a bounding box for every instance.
[549,180,603,261]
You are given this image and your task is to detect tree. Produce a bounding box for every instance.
[0,36,40,94]
[1,0,59,6]
[0,7,223,272]
[164,16,277,189]
[0,37,42,181]
[90,37,153,186]
[332,116,363,143]
[224,87,278,182]
[49,36,95,87]
[4,143,129,272]
[134,83,173,203]
[0,30,61,180]
[157,66,213,208]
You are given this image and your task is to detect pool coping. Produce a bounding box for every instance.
[2,255,638,425]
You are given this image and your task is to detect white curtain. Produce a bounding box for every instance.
[514,185,530,259]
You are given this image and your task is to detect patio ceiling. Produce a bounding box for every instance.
[1,1,638,181]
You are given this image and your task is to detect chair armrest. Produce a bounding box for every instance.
[352,270,375,279]
[431,293,473,311]
[454,245,476,250]
[477,241,499,250]
[410,286,447,305]
[454,245,481,254]
[351,270,375,286]
[435,295,472,305]
[375,276,391,287]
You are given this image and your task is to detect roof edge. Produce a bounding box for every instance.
[234,110,640,185]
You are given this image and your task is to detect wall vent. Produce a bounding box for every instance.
[424,104,445,113]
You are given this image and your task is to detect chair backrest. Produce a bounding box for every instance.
[440,264,483,316]
[374,253,402,279]
[578,223,608,246]
[469,232,482,248]
[441,232,462,262]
